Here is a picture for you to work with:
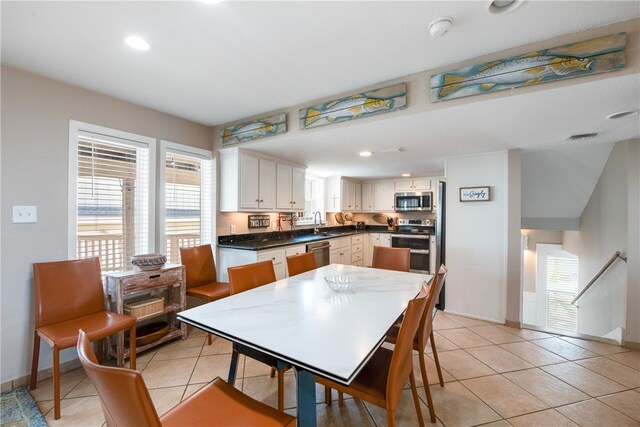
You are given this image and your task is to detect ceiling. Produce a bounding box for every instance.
[2,1,640,220]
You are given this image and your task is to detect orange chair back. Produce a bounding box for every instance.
[417,265,448,347]
[371,246,411,272]
[77,330,161,427]
[228,261,276,295]
[386,284,429,409]
[286,252,317,277]
[33,258,106,329]
[180,245,217,290]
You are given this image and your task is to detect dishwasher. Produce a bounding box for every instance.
[306,241,331,267]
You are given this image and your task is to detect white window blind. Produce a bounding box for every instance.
[546,254,579,331]
[299,175,324,224]
[163,147,212,264]
[76,133,150,273]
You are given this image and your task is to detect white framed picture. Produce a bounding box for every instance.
[459,186,490,202]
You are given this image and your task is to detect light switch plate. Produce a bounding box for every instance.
[13,206,37,223]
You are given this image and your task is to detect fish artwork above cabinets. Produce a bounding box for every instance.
[299,83,407,129]
[430,33,626,102]
[221,112,287,145]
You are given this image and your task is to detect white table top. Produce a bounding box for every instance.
[178,264,431,384]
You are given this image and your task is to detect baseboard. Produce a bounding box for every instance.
[505,320,521,329]
[623,339,640,351]
[441,309,502,325]
[0,358,82,393]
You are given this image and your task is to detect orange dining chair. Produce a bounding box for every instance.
[30,257,137,420]
[286,252,317,277]
[385,264,449,423]
[227,260,290,411]
[180,244,230,345]
[372,246,411,272]
[76,329,295,427]
[319,284,430,427]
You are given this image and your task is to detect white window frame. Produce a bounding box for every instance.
[297,173,325,226]
[158,140,215,253]
[68,120,156,260]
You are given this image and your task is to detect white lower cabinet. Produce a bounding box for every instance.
[365,232,391,267]
[219,247,287,282]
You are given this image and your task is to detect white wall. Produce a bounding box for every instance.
[572,141,630,338]
[626,140,640,344]
[0,66,212,385]
[444,150,520,323]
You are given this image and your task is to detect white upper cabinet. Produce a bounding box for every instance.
[373,181,395,212]
[361,183,373,211]
[220,147,304,212]
[395,178,431,191]
[276,163,306,211]
[326,176,361,212]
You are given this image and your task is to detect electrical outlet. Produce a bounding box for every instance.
[230,224,236,235]
[13,206,37,223]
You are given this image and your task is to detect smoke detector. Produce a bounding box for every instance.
[428,17,453,38]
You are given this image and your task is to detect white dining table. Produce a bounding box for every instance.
[177,263,431,427]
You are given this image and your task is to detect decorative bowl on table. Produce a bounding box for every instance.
[131,254,167,271]
[324,275,356,293]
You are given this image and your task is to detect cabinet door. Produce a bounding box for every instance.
[258,159,276,209]
[339,247,352,265]
[273,262,286,281]
[394,179,414,191]
[380,234,391,247]
[412,179,431,190]
[239,153,260,209]
[373,181,395,212]
[361,183,373,211]
[354,182,362,211]
[330,248,340,264]
[291,167,306,210]
[276,163,293,210]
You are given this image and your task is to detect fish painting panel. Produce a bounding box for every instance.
[221,113,287,145]
[300,83,407,129]
[430,33,626,102]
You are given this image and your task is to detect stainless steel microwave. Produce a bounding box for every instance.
[394,191,433,212]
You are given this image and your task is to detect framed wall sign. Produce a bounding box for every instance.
[460,186,491,202]
[248,215,270,228]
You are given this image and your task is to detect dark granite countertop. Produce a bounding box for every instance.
[217,225,427,251]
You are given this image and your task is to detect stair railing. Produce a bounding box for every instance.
[571,251,627,305]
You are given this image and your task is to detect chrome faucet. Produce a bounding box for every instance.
[313,211,322,234]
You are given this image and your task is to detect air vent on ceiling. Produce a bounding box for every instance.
[566,133,598,141]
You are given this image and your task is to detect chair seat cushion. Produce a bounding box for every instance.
[187,281,230,301]
[160,377,295,427]
[37,311,136,349]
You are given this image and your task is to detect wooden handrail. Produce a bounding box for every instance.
[571,251,627,305]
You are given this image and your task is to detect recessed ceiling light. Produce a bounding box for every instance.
[401,173,411,177]
[487,0,524,15]
[359,151,373,157]
[606,110,639,120]
[567,132,598,141]
[201,0,222,4]
[125,36,150,51]
[428,17,453,38]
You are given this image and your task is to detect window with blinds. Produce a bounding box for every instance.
[76,133,150,273]
[546,253,579,331]
[163,147,212,264]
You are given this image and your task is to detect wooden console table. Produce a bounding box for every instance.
[105,264,187,366]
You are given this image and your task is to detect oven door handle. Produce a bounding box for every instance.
[410,249,430,254]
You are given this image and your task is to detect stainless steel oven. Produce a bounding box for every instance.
[394,191,433,212]
[391,234,430,273]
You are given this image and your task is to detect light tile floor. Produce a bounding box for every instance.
[30,312,640,426]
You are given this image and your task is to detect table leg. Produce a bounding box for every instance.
[228,347,239,386]
[295,368,317,427]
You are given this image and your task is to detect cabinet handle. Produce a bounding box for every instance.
[272,257,276,260]
[260,199,264,202]
[149,274,160,279]
[255,199,260,202]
